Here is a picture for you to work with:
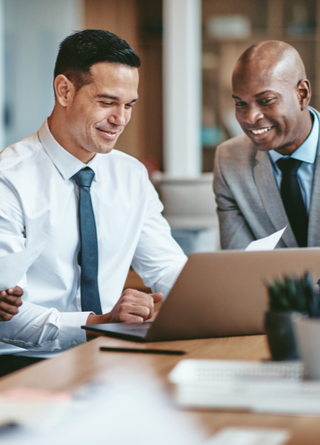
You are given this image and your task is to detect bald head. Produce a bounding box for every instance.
[233,41,306,87]
[231,40,312,155]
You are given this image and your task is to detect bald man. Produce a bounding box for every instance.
[213,40,320,249]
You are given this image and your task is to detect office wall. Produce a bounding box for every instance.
[3,1,318,171]
[3,0,83,148]
[1,0,163,167]
[201,0,320,171]
[84,0,143,161]
[84,0,163,169]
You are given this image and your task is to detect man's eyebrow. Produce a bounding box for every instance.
[254,90,275,97]
[96,94,139,103]
[232,90,276,100]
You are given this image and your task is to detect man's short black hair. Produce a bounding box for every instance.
[54,29,141,90]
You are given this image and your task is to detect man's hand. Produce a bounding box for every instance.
[86,289,164,327]
[0,286,23,321]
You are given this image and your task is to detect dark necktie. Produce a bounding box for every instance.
[72,167,102,314]
[276,158,308,247]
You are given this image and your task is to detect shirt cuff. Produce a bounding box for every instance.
[58,311,92,349]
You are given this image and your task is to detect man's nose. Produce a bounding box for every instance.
[109,107,127,126]
[242,104,264,125]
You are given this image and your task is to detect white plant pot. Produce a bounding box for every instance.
[293,314,320,379]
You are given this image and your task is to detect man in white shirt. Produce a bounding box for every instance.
[0,29,187,375]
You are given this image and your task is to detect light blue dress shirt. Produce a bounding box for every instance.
[268,108,319,214]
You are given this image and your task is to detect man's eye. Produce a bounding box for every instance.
[260,98,273,105]
[100,101,113,106]
[235,101,246,107]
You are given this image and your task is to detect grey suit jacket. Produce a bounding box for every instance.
[213,113,320,250]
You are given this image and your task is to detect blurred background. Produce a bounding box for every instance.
[1,0,319,256]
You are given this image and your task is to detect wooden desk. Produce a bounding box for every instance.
[0,335,319,444]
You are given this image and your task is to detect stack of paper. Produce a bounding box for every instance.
[169,359,320,415]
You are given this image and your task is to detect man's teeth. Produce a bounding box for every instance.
[251,127,272,135]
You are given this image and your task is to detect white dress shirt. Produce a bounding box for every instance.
[268,107,319,213]
[0,119,187,354]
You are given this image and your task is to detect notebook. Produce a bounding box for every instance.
[168,359,320,415]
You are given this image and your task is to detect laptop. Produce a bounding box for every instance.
[82,248,320,342]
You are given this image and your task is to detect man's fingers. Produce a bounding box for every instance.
[122,288,151,300]
[122,289,154,307]
[7,286,23,296]
[118,302,151,322]
[0,286,23,307]
[0,311,14,322]
[120,313,145,323]
[151,292,164,304]
[129,305,151,321]
[111,289,159,322]
[0,301,19,315]
[0,294,23,307]
[109,289,164,323]
[7,296,23,307]
[147,293,164,319]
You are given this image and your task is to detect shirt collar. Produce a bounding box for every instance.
[269,107,319,165]
[38,119,99,182]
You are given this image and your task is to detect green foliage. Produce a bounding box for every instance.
[265,272,320,317]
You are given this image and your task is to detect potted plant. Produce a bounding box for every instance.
[264,272,320,361]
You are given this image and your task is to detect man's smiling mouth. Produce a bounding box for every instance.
[97,128,117,134]
[96,127,120,141]
[249,126,273,135]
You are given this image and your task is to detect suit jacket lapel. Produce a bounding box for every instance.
[253,148,298,247]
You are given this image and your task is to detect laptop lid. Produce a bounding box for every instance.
[145,248,320,341]
[83,248,320,342]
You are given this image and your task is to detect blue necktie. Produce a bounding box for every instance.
[277,158,308,247]
[72,167,102,315]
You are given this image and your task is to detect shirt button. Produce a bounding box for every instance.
[71,341,78,347]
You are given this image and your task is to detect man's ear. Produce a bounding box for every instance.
[297,79,311,110]
[54,74,75,107]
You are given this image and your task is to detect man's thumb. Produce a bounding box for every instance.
[151,292,164,303]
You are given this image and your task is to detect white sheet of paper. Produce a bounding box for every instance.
[0,242,46,290]
[245,226,287,251]
[206,427,290,445]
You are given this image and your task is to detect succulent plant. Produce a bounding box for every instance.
[265,272,320,317]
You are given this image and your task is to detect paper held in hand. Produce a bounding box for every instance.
[245,226,287,251]
[0,242,46,290]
